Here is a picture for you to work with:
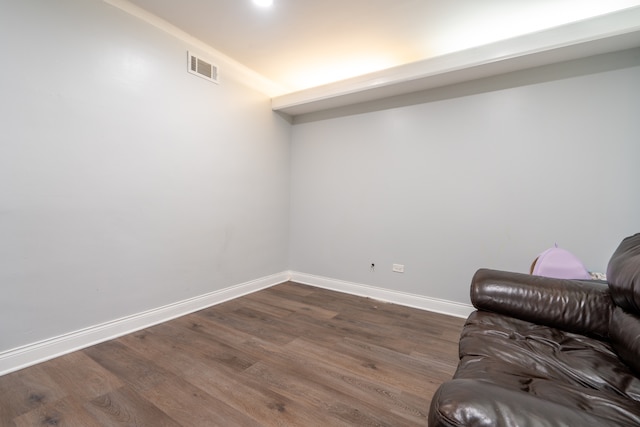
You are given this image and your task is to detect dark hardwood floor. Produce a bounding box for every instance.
[0,282,466,426]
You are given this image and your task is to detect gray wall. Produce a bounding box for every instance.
[0,0,291,352]
[1,0,639,356]
[289,50,640,303]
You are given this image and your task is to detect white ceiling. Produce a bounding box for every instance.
[126,0,640,92]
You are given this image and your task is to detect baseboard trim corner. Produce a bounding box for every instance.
[0,271,290,376]
[288,271,474,319]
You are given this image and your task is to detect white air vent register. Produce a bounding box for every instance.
[187,51,219,83]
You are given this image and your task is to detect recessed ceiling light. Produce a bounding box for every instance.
[253,0,273,7]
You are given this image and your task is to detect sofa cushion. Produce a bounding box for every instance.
[429,379,629,427]
[454,311,640,425]
[607,232,640,313]
[610,306,640,375]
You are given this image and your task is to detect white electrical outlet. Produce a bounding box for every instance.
[392,264,404,273]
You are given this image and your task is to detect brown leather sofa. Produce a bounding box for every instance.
[429,233,640,426]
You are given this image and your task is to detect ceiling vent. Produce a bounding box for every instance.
[187,51,219,84]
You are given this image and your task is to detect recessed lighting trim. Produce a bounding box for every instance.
[253,0,273,7]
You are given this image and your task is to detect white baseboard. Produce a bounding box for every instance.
[0,271,290,376]
[0,270,472,376]
[289,271,475,319]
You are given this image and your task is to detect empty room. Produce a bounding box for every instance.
[1,0,640,425]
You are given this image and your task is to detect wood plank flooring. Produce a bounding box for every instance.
[0,282,466,426]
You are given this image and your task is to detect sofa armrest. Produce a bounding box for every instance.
[471,268,613,338]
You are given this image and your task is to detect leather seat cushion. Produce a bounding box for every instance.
[454,311,640,424]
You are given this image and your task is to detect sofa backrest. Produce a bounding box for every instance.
[606,233,640,374]
[607,233,640,313]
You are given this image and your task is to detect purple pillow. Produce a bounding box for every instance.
[531,245,591,280]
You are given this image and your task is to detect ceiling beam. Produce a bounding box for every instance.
[272,6,640,116]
